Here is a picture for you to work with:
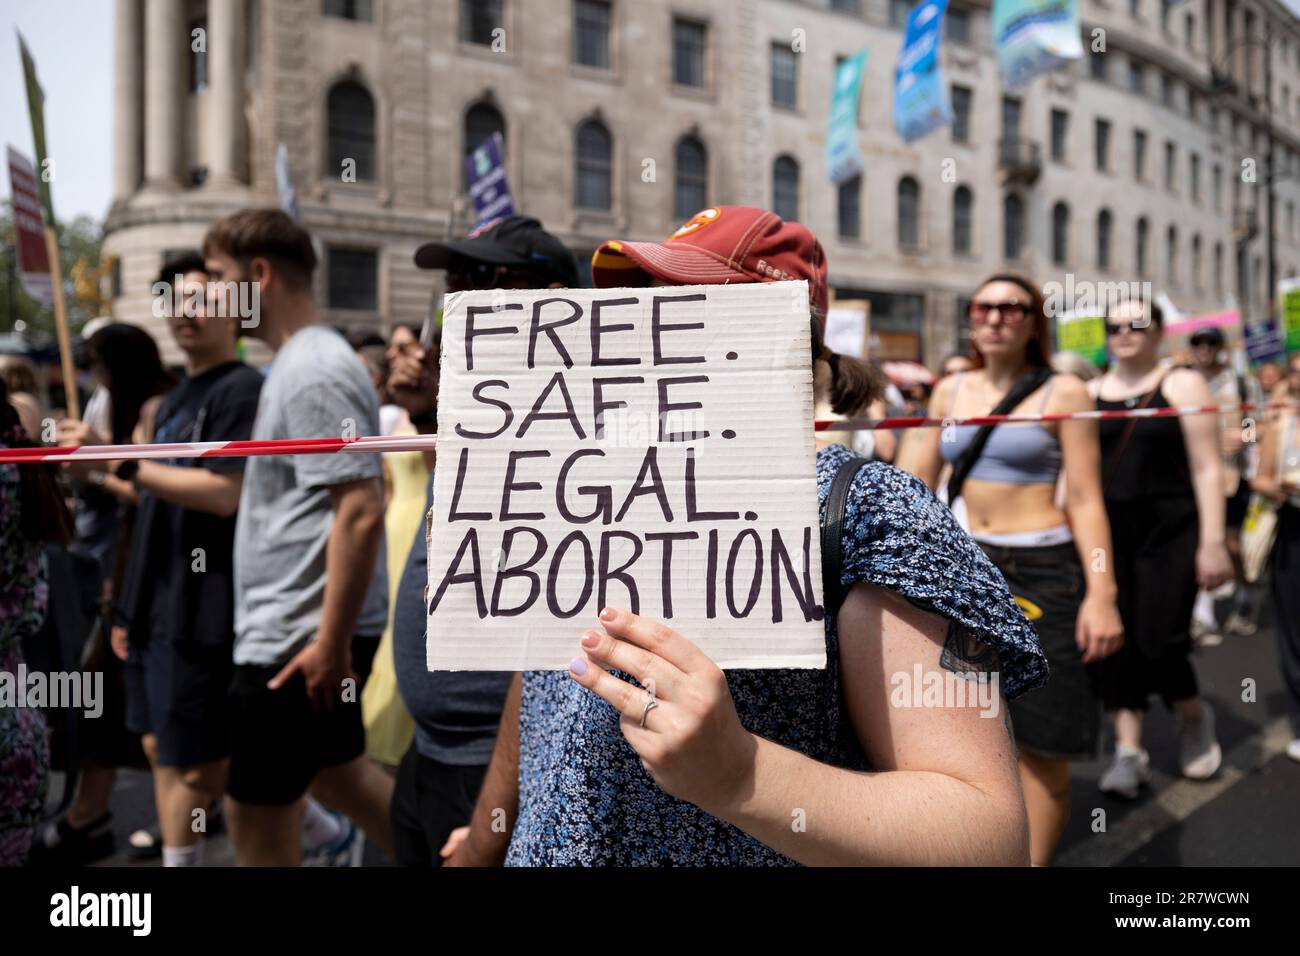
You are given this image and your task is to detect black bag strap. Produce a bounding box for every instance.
[945,366,1053,507]
[821,455,870,620]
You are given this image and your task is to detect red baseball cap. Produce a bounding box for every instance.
[590,206,828,323]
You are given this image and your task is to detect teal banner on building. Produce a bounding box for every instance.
[894,0,954,143]
[827,49,868,186]
[992,0,1084,88]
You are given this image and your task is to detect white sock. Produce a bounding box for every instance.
[301,798,342,850]
[162,842,204,867]
[1193,591,1217,628]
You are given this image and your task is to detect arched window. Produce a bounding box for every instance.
[674,136,707,220]
[1214,241,1224,299]
[1166,224,1178,283]
[1096,208,1113,271]
[952,186,973,255]
[1003,193,1025,260]
[575,119,613,210]
[773,154,800,222]
[327,80,375,181]
[463,102,505,188]
[897,176,920,249]
[1136,216,1149,275]
[1051,201,1070,264]
[1191,234,1202,290]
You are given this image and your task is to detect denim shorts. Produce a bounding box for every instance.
[978,540,1101,761]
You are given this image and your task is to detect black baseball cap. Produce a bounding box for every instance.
[414,215,579,287]
[1189,327,1225,346]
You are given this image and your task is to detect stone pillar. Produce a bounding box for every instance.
[206,0,246,187]
[112,0,142,201]
[143,0,185,190]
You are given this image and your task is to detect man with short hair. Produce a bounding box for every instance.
[385,215,579,865]
[1189,326,1263,641]
[109,253,264,866]
[203,209,393,865]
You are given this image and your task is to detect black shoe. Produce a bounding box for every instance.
[27,813,116,866]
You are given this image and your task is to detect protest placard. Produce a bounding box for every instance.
[426,281,827,671]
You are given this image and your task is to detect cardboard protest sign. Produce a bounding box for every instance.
[426,281,827,671]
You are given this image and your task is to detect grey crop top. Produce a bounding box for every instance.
[938,372,1063,485]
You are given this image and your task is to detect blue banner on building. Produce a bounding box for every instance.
[827,49,869,186]
[466,132,515,227]
[992,0,1084,89]
[894,0,954,144]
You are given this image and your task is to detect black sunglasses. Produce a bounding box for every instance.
[1105,322,1149,335]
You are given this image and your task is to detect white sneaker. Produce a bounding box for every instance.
[1191,618,1223,648]
[1180,703,1223,780]
[1099,744,1152,800]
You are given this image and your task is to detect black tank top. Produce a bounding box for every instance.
[1098,382,1195,502]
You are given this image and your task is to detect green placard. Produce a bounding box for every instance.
[1282,279,1300,353]
[1057,313,1107,365]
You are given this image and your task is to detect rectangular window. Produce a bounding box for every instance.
[1129,0,1140,16]
[572,0,611,69]
[890,0,912,28]
[1161,72,1175,108]
[328,248,378,311]
[1090,48,1107,81]
[1213,163,1223,210]
[1134,129,1147,180]
[1129,60,1144,94]
[830,0,859,10]
[771,42,798,107]
[1164,140,1176,190]
[322,0,372,20]
[672,18,706,87]
[947,7,971,44]
[838,176,861,240]
[1095,118,1112,172]
[1190,153,1201,203]
[1050,109,1069,162]
[460,0,503,45]
[951,85,972,143]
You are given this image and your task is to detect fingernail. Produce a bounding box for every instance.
[581,630,601,649]
[599,607,616,622]
[569,657,588,676]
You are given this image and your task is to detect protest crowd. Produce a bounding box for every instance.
[2,201,1298,869]
[3,0,1300,875]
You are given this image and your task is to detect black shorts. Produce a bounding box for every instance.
[226,662,366,806]
[125,630,234,767]
[390,744,488,867]
[1225,482,1252,529]
[979,540,1101,761]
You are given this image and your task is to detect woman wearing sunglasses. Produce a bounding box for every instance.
[900,273,1123,866]
[1089,299,1232,798]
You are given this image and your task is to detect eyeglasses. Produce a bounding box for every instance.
[968,301,1030,325]
[1105,321,1150,336]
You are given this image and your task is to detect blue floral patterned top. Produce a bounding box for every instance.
[506,444,1048,866]
[0,451,50,866]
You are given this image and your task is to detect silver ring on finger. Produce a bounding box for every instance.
[639,696,659,729]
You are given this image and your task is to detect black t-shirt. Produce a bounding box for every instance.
[119,361,264,648]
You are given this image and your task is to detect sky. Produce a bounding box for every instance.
[1,0,113,223]
[1,0,1299,225]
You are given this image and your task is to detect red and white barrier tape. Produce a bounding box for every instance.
[3,400,1296,465]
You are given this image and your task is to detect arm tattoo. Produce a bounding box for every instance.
[939,620,1001,677]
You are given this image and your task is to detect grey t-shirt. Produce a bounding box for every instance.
[234,325,388,666]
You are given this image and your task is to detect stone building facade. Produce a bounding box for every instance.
[103,0,1300,366]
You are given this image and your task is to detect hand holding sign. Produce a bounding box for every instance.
[568,606,757,814]
[426,282,826,671]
